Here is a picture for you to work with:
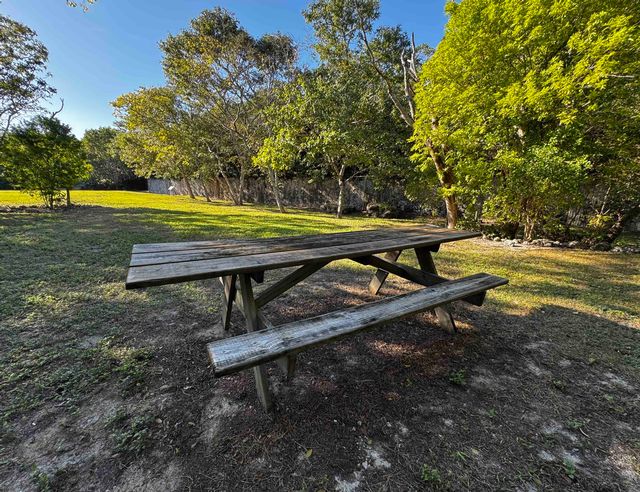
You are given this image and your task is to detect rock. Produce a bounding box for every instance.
[567,241,579,248]
[493,237,501,242]
[592,242,611,251]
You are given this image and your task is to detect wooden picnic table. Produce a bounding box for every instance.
[126,225,507,411]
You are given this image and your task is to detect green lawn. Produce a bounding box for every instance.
[1,190,639,490]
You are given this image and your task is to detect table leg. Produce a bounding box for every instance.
[238,273,273,411]
[414,247,457,333]
[368,250,401,295]
[220,274,237,331]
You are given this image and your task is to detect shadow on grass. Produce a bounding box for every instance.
[1,203,639,491]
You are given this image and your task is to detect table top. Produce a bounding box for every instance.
[125,226,480,289]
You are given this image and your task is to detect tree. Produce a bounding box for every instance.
[112,87,200,198]
[1,116,91,208]
[0,15,55,140]
[160,8,297,205]
[82,127,136,188]
[412,0,640,238]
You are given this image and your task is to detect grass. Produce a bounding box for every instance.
[1,190,639,490]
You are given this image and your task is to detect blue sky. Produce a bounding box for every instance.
[2,0,449,137]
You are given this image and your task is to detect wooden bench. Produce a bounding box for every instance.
[126,226,508,411]
[207,273,507,376]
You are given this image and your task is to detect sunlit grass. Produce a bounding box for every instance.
[1,189,639,427]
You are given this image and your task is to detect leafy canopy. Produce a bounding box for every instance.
[1,116,91,208]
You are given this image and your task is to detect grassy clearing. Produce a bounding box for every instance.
[1,190,639,490]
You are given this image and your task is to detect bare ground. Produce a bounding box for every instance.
[1,205,639,491]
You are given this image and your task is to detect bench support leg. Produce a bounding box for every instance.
[220,275,237,331]
[238,273,273,411]
[368,250,401,295]
[414,247,457,333]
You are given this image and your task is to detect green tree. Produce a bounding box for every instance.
[1,116,91,208]
[160,8,297,205]
[112,87,200,198]
[0,14,55,140]
[412,0,640,239]
[82,127,136,188]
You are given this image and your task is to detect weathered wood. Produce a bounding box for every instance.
[238,273,273,411]
[254,261,328,308]
[250,271,264,284]
[131,225,446,255]
[220,275,237,330]
[129,228,458,267]
[354,255,486,306]
[368,250,401,295]
[207,273,508,376]
[415,247,456,333]
[126,231,481,289]
[276,355,297,379]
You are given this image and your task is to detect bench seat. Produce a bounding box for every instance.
[207,273,507,376]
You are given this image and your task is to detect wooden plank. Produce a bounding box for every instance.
[129,228,454,267]
[238,273,273,411]
[254,261,328,308]
[275,355,297,379]
[354,255,485,306]
[220,275,237,330]
[126,231,481,289]
[415,247,456,333]
[368,250,401,295]
[207,273,508,376]
[131,225,446,255]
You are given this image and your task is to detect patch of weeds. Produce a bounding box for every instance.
[106,409,152,456]
[487,408,497,418]
[563,458,576,480]
[567,418,587,431]
[449,369,466,386]
[30,466,51,491]
[97,337,152,391]
[421,464,441,483]
[552,379,566,391]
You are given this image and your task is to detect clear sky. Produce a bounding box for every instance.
[2,0,448,137]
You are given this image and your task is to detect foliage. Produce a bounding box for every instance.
[0,14,55,140]
[159,7,297,205]
[82,127,136,188]
[1,116,91,208]
[412,0,640,239]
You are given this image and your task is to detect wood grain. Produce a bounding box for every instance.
[207,273,508,376]
[126,230,481,289]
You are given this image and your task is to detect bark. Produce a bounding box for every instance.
[269,168,286,213]
[605,207,640,244]
[237,165,245,206]
[66,188,71,207]
[183,178,195,199]
[426,138,458,228]
[336,164,346,219]
[203,183,211,202]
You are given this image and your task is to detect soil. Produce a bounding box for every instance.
[2,266,639,491]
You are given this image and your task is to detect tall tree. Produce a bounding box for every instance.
[1,116,91,208]
[112,87,200,198]
[160,8,297,205]
[412,0,640,238]
[0,15,55,140]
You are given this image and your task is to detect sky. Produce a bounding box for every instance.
[2,0,449,137]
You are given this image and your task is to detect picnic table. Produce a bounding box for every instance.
[126,225,507,411]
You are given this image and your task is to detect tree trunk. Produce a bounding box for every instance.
[203,182,211,202]
[66,188,71,207]
[237,166,246,206]
[269,168,286,213]
[605,207,639,244]
[426,139,458,228]
[183,178,195,199]
[336,164,346,219]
